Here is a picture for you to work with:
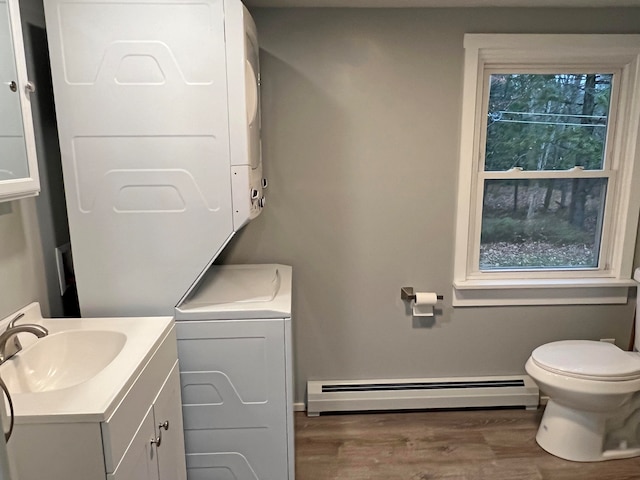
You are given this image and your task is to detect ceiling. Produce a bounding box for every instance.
[244,0,640,8]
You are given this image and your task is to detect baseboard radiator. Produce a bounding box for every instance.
[306,375,539,416]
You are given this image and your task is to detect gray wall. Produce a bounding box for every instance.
[21,0,70,318]
[0,199,47,320]
[218,7,640,403]
[2,5,639,406]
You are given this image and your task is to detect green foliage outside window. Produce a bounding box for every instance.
[479,74,611,270]
[485,73,612,172]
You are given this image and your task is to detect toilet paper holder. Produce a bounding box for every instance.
[400,287,443,302]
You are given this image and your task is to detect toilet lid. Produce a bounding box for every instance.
[531,340,640,380]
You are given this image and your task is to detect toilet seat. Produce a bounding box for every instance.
[531,340,640,381]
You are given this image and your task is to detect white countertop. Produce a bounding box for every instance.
[0,304,173,424]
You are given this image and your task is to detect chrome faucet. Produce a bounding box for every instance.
[0,313,48,363]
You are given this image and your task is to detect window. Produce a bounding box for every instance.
[453,35,640,306]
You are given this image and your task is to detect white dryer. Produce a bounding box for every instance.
[175,264,294,480]
[44,0,264,317]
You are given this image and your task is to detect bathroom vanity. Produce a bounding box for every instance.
[1,304,186,480]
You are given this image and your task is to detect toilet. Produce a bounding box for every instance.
[525,268,640,462]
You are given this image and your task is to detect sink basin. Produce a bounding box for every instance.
[0,330,126,393]
[0,303,173,423]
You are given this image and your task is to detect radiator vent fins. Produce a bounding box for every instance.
[322,379,525,393]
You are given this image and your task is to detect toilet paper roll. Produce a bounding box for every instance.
[413,292,438,317]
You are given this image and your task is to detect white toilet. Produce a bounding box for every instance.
[525,268,640,462]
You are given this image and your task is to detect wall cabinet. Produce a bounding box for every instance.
[0,0,39,202]
[8,326,187,480]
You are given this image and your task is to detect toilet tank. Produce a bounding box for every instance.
[44,0,264,316]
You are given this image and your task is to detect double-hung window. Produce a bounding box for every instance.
[453,35,640,306]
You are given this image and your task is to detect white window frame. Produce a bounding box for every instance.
[453,35,640,307]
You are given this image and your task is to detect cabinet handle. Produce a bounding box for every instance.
[150,431,162,447]
[8,81,17,92]
[150,420,170,447]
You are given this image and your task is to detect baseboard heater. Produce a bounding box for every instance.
[306,375,539,416]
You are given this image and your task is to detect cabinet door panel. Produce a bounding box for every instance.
[154,361,188,480]
[102,327,178,472]
[0,0,40,202]
[107,406,159,480]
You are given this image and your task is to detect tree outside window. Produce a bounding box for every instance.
[480,73,612,271]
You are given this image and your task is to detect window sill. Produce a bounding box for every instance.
[452,277,637,307]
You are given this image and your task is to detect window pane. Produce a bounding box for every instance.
[485,74,612,172]
[480,178,607,270]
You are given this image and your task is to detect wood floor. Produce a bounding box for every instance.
[294,408,640,480]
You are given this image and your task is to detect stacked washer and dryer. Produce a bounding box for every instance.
[43,0,294,478]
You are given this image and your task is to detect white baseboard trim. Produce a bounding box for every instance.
[293,402,306,412]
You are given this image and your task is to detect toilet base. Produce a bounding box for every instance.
[536,400,640,462]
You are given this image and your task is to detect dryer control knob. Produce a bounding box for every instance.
[259,196,266,208]
[262,178,268,189]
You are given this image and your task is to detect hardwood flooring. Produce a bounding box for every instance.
[294,408,640,479]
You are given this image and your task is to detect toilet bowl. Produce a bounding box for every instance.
[525,268,640,462]
[526,341,640,461]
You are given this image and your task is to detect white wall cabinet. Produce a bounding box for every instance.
[0,0,39,202]
[8,326,187,480]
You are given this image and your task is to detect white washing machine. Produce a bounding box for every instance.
[174,264,294,480]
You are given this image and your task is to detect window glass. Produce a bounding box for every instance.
[480,178,607,270]
[485,73,613,172]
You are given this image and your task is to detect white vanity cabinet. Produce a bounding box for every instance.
[8,325,187,480]
[106,362,186,480]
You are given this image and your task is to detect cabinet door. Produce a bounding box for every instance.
[0,0,40,202]
[154,361,187,480]
[107,406,160,480]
